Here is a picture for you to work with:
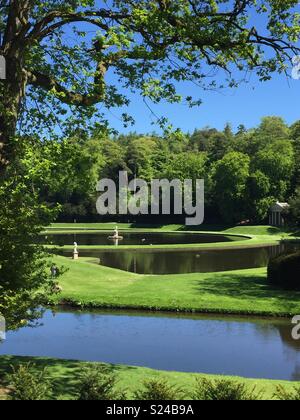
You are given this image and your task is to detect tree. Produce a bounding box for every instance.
[290,120,300,187]
[38,135,105,220]
[207,131,232,162]
[252,139,295,200]
[100,138,128,182]
[1,0,300,170]
[0,155,57,330]
[189,128,218,152]
[246,170,273,222]
[164,151,207,181]
[126,136,158,181]
[245,117,290,156]
[211,152,250,223]
[288,187,300,226]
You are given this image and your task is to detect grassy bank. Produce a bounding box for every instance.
[47,224,292,236]
[0,355,298,400]
[51,256,300,316]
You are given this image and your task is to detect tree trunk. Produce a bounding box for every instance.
[0,53,26,175]
[0,1,31,175]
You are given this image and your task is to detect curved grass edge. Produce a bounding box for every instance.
[49,256,300,318]
[55,299,297,319]
[45,235,281,252]
[0,355,298,400]
[42,224,297,251]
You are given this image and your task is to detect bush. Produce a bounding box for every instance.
[192,378,262,401]
[268,252,300,290]
[6,363,52,400]
[274,385,300,400]
[77,364,126,400]
[133,378,185,400]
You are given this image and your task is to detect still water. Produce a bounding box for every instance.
[46,232,299,274]
[61,244,298,274]
[1,309,299,381]
[43,232,245,246]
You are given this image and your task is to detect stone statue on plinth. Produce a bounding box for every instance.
[73,242,79,260]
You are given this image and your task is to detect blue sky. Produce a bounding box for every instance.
[103,71,300,134]
[60,2,300,136]
[98,2,300,135]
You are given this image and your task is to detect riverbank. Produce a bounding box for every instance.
[46,224,295,236]
[0,355,298,400]
[45,224,296,251]
[51,255,300,317]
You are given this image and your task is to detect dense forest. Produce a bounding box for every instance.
[23,116,300,225]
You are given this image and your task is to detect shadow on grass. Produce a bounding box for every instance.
[0,355,138,399]
[129,223,166,229]
[178,225,285,234]
[178,225,229,232]
[259,227,284,235]
[194,273,300,306]
[290,230,300,238]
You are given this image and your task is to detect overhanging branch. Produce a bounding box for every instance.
[26,9,130,41]
[27,69,106,107]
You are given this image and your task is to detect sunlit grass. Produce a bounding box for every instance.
[51,256,300,317]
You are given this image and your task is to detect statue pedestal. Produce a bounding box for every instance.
[73,252,79,260]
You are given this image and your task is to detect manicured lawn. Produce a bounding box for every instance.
[47,223,287,235]
[0,355,298,400]
[47,223,184,232]
[51,256,300,316]
[47,223,293,237]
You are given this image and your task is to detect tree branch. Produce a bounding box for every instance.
[27,58,107,107]
[26,9,130,41]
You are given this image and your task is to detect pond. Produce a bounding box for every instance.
[60,243,299,274]
[1,309,299,381]
[42,231,245,247]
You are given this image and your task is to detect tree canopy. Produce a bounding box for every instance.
[1,0,300,167]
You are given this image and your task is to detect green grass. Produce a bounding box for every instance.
[47,236,279,251]
[223,226,287,236]
[47,223,286,234]
[47,223,184,232]
[47,224,300,315]
[44,224,299,251]
[47,223,288,236]
[0,355,298,400]
[51,256,300,316]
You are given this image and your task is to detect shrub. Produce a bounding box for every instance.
[133,377,185,400]
[274,385,300,400]
[6,363,52,400]
[268,252,300,290]
[192,378,262,401]
[77,364,126,400]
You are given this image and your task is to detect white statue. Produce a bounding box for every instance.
[108,226,123,243]
[73,242,79,260]
[113,226,119,239]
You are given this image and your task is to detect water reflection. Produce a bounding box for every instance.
[60,244,299,274]
[1,309,300,381]
[42,232,245,247]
